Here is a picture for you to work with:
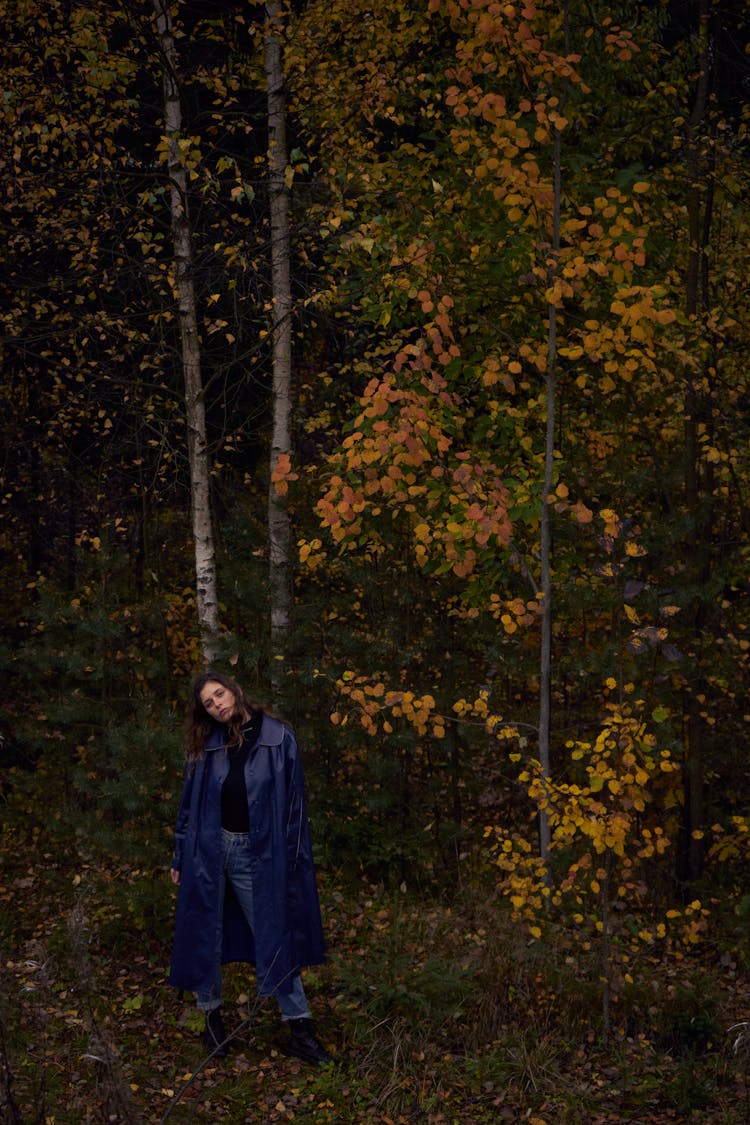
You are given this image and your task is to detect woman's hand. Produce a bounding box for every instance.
[170,868,181,885]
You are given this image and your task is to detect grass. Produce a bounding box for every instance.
[2,823,750,1124]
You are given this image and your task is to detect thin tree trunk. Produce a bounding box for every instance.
[153,0,220,666]
[680,0,712,884]
[265,1,293,699]
[600,850,612,1046]
[537,120,562,864]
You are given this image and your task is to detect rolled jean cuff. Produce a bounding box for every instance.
[196,997,222,1013]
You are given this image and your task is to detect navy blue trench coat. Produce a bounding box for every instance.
[168,715,325,998]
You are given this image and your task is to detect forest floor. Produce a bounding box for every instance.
[3,831,750,1125]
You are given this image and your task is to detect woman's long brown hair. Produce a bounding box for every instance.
[185,672,263,763]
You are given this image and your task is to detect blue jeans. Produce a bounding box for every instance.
[196,829,311,1021]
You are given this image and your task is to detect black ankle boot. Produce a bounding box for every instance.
[202,1007,229,1058]
[281,1018,331,1065]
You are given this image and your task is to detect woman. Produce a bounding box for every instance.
[168,672,329,1065]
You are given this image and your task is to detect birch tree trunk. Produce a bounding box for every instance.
[265,1,293,698]
[152,0,220,666]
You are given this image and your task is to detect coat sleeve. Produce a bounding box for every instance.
[171,763,194,872]
[284,730,310,870]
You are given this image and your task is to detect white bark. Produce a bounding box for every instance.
[153,0,219,665]
[265,1,293,697]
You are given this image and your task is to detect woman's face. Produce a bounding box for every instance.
[199,680,238,723]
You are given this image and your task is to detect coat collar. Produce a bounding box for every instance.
[204,713,286,752]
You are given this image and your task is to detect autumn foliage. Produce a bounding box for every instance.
[2,0,750,1121]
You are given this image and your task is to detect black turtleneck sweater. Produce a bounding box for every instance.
[220,712,262,832]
